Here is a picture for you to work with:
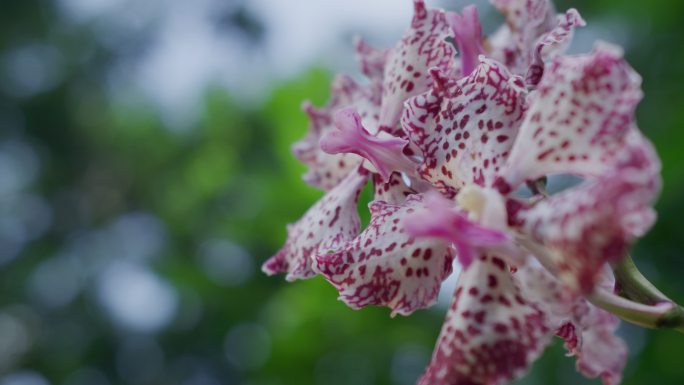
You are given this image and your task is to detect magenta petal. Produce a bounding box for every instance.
[403,192,509,269]
[379,0,458,128]
[418,255,551,385]
[262,170,369,281]
[447,5,486,76]
[294,75,381,191]
[320,107,417,182]
[402,58,527,196]
[314,194,454,316]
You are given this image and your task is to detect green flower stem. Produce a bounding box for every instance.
[613,255,669,304]
[588,288,684,332]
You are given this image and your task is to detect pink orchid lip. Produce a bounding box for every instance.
[447,5,486,77]
[403,192,508,268]
[319,107,418,182]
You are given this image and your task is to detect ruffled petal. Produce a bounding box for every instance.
[490,0,557,38]
[402,57,527,196]
[294,75,381,191]
[515,263,627,385]
[526,9,586,87]
[263,170,369,281]
[514,135,661,293]
[496,43,643,192]
[569,308,627,385]
[418,255,551,385]
[314,194,454,316]
[320,107,418,182]
[354,36,390,82]
[380,0,458,128]
[488,0,557,76]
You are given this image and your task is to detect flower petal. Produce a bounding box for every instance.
[354,36,390,82]
[515,136,661,293]
[294,75,381,191]
[515,263,627,385]
[490,0,556,37]
[447,5,486,77]
[263,170,369,281]
[496,42,643,192]
[314,194,454,316]
[488,0,557,76]
[380,0,458,128]
[569,308,627,385]
[526,9,586,87]
[402,57,527,196]
[320,107,418,182]
[404,191,509,268]
[418,255,551,385]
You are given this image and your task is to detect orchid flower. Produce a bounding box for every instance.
[262,1,684,384]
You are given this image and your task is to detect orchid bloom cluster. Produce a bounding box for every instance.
[261,1,681,384]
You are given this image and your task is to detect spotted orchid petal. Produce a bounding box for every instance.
[516,263,627,385]
[379,0,458,128]
[263,170,369,281]
[418,255,551,385]
[490,0,557,38]
[402,57,527,197]
[403,192,509,268]
[526,9,586,87]
[495,43,643,192]
[447,5,486,77]
[569,308,627,385]
[354,37,390,82]
[488,0,557,75]
[320,107,418,182]
[514,137,661,293]
[294,75,381,191]
[314,194,454,316]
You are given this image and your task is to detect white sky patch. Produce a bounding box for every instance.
[246,0,412,75]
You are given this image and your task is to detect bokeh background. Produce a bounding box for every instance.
[1,0,683,384]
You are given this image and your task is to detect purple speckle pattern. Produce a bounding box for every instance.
[500,43,645,191]
[402,57,526,196]
[525,9,586,86]
[379,0,458,128]
[418,255,550,385]
[515,135,660,293]
[488,0,558,76]
[315,194,454,316]
[262,170,368,281]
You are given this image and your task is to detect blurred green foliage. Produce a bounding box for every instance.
[0,1,683,385]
